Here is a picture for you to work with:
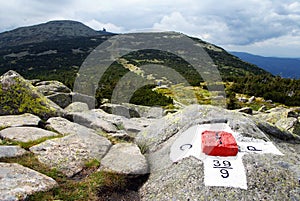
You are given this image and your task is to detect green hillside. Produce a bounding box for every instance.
[0,22,298,107]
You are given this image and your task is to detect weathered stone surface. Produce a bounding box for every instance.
[0,127,59,143]
[237,107,253,115]
[101,103,164,119]
[46,116,97,136]
[35,80,71,95]
[0,146,27,158]
[136,105,270,153]
[122,118,152,134]
[107,130,134,141]
[139,153,299,201]
[254,119,299,141]
[122,103,164,119]
[0,113,41,128]
[0,70,63,118]
[46,92,71,108]
[90,119,118,133]
[92,109,126,126]
[136,105,299,200]
[254,106,300,138]
[91,109,152,135]
[64,102,89,113]
[100,103,140,118]
[0,162,57,201]
[71,110,118,133]
[30,133,111,177]
[275,117,298,131]
[258,105,267,112]
[257,106,291,123]
[100,143,148,175]
[71,92,96,109]
[248,95,255,103]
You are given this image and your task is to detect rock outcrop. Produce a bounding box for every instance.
[0,113,41,128]
[253,106,300,139]
[0,70,299,200]
[35,80,72,95]
[0,127,59,143]
[45,116,96,136]
[0,70,63,119]
[100,103,164,119]
[64,102,89,113]
[136,105,300,200]
[0,162,57,201]
[100,143,148,175]
[30,132,112,177]
[70,110,118,133]
[0,146,27,159]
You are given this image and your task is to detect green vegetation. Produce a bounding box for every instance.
[130,85,173,106]
[0,78,57,119]
[0,135,62,149]
[0,34,299,108]
[84,159,100,168]
[229,75,300,106]
[137,142,149,155]
[226,91,241,110]
[0,152,129,201]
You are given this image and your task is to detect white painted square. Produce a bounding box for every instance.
[203,154,248,189]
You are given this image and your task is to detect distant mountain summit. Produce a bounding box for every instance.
[0,20,112,48]
[231,52,300,79]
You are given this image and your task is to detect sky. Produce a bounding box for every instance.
[0,0,300,58]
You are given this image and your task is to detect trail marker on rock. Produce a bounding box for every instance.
[170,123,283,189]
[201,130,238,156]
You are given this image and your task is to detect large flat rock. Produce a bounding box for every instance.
[136,105,300,200]
[46,92,71,108]
[100,143,148,175]
[136,105,270,153]
[0,127,59,143]
[139,154,299,200]
[35,80,71,95]
[0,113,41,128]
[0,146,27,158]
[71,110,118,133]
[64,102,89,113]
[91,109,153,135]
[30,133,112,177]
[46,116,99,136]
[0,162,57,201]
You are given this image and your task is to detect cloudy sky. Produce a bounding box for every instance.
[0,0,300,57]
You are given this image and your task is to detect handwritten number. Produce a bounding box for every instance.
[220,169,229,178]
[213,160,221,166]
[213,160,231,178]
[223,160,231,167]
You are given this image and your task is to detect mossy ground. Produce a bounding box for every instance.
[155,82,280,110]
[0,135,62,149]
[0,127,145,200]
[0,152,139,201]
[0,77,57,119]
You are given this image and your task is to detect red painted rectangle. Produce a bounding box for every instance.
[202,131,238,156]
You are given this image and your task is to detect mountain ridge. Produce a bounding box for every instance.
[0,20,113,48]
[0,20,270,81]
[3,20,292,106]
[231,51,300,79]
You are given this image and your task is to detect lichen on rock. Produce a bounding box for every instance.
[0,70,63,119]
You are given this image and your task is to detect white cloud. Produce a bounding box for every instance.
[0,0,300,57]
[224,33,300,57]
[84,19,124,33]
